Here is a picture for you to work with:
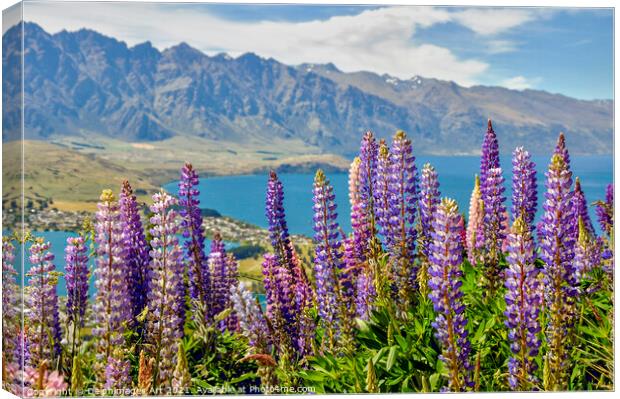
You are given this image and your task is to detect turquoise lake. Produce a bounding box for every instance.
[9,155,613,297]
[164,155,613,237]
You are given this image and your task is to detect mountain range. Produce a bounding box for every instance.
[2,22,613,156]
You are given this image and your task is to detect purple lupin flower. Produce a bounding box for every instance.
[571,177,595,237]
[266,170,295,268]
[64,235,89,371]
[419,163,441,257]
[120,180,150,320]
[104,354,132,390]
[210,231,226,255]
[478,119,501,259]
[266,171,312,294]
[539,152,576,391]
[230,282,271,352]
[595,183,613,236]
[93,190,130,381]
[418,164,441,299]
[554,132,571,169]
[261,253,296,352]
[64,236,89,328]
[479,167,507,292]
[428,198,472,391]
[359,131,379,240]
[2,237,19,363]
[15,328,30,371]
[466,176,483,265]
[480,119,500,194]
[353,268,374,320]
[374,140,392,246]
[595,184,614,276]
[574,217,602,280]
[352,133,379,316]
[345,157,375,319]
[386,131,418,309]
[511,147,537,230]
[26,239,62,367]
[312,170,350,348]
[205,231,238,331]
[207,249,228,320]
[178,163,211,313]
[265,170,314,357]
[504,217,542,390]
[146,190,185,387]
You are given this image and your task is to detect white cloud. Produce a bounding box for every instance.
[500,75,542,90]
[22,3,544,86]
[451,8,540,36]
[485,39,518,54]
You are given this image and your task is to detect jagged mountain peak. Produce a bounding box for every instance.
[2,22,613,155]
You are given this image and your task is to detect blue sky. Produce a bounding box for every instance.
[22,2,613,100]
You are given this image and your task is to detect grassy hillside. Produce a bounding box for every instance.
[3,141,159,212]
[2,138,349,213]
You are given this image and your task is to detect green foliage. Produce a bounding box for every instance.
[185,308,259,394]
[300,293,443,393]
[569,268,614,390]
[299,257,614,393]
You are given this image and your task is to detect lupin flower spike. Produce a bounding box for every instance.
[266,170,294,267]
[504,217,542,390]
[206,248,234,327]
[571,177,594,237]
[347,157,368,269]
[2,238,19,362]
[511,147,537,230]
[93,189,130,381]
[386,130,419,309]
[417,162,440,300]
[265,170,314,356]
[354,270,374,320]
[477,119,501,252]
[539,153,576,390]
[480,167,507,293]
[480,119,500,194]
[554,132,571,169]
[359,131,379,233]
[178,163,211,314]
[230,282,271,352]
[595,183,613,237]
[104,353,131,390]
[574,217,602,280]
[261,253,296,352]
[64,236,89,329]
[146,190,185,387]
[26,239,62,367]
[466,175,483,265]
[419,163,441,258]
[120,180,150,320]
[346,157,374,317]
[64,236,89,370]
[312,169,350,349]
[428,198,472,391]
[374,140,392,244]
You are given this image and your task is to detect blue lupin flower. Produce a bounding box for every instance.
[428,198,472,391]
